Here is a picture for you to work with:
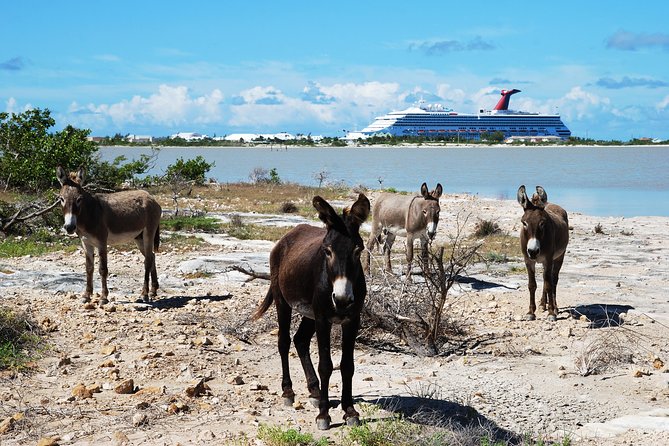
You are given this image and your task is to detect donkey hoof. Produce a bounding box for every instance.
[523,313,536,321]
[81,295,91,304]
[316,416,331,431]
[345,416,360,427]
[99,297,109,306]
[547,314,558,322]
[282,396,295,407]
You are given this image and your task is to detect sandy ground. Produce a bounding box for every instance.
[1,193,669,445]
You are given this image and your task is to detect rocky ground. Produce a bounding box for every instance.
[1,192,669,445]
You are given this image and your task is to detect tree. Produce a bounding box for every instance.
[0,109,97,192]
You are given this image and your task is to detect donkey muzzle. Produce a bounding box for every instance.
[63,213,77,234]
[526,238,540,259]
[332,277,354,312]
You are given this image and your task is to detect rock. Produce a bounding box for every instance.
[57,356,71,368]
[132,413,148,427]
[100,345,117,356]
[292,401,305,410]
[0,416,15,434]
[249,381,268,391]
[72,383,93,399]
[115,379,135,394]
[134,386,165,397]
[185,379,210,398]
[99,359,115,368]
[167,401,188,414]
[87,383,102,394]
[227,375,244,385]
[37,437,59,446]
[653,358,664,369]
[194,336,212,346]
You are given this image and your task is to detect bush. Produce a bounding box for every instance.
[0,307,42,370]
[280,202,298,213]
[164,156,214,186]
[474,219,501,237]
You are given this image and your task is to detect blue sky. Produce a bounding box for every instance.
[2,1,669,140]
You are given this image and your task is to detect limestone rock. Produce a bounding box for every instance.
[115,379,135,394]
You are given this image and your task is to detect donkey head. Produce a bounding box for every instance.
[420,182,443,240]
[517,185,549,260]
[56,166,87,234]
[313,194,370,314]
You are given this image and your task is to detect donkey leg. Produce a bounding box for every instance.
[82,242,95,303]
[98,247,109,306]
[542,259,557,321]
[404,234,415,280]
[548,256,565,321]
[363,231,379,274]
[340,316,361,426]
[315,319,334,430]
[383,232,396,273]
[276,297,295,406]
[524,259,538,320]
[293,317,320,407]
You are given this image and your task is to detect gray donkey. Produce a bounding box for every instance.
[364,182,443,277]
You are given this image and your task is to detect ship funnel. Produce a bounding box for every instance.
[493,89,521,110]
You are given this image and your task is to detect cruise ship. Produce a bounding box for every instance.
[350,89,571,141]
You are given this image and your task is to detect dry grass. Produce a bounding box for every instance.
[151,182,352,217]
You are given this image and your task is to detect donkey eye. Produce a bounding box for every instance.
[423,209,428,215]
[353,246,362,258]
[59,196,65,204]
[522,221,528,228]
[324,246,333,257]
[76,196,83,205]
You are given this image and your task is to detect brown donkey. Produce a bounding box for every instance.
[364,182,443,277]
[253,194,370,430]
[517,185,569,321]
[56,166,162,305]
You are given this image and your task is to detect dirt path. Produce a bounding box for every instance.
[1,193,668,445]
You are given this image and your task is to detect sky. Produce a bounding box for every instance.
[2,1,669,141]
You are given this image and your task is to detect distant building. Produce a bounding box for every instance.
[126,134,153,143]
[504,135,562,144]
[86,136,106,143]
[170,132,208,141]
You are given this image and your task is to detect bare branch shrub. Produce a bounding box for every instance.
[362,213,482,356]
[573,328,635,376]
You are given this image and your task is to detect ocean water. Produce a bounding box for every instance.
[100,145,669,217]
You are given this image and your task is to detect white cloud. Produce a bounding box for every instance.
[657,95,669,110]
[69,85,224,129]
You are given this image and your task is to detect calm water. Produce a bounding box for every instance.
[100,145,669,217]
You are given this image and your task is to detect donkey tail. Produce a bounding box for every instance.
[252,288,274,320]
[154,225,160,252]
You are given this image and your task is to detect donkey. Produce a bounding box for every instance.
[253,194,370,430]
[517,185,569,321]
[56,166,162,305]
[364,182,443,277]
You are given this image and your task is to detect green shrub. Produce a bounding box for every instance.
[0,307,43,370]
[257,424,328,446]
[164,156,214,186]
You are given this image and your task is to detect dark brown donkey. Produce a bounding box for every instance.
[364,182,442,277]
[56,166,162,305]
[253,194,370,430]
[517,185,569,321]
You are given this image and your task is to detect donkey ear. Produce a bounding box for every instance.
[56,166,68,186]
[532,186,548,208]
[313,196,340,228]
[75,166,86,185]
[345,194,370,229]
[432,183,443,199]
[420,182,429,198]
[517,185,529,209]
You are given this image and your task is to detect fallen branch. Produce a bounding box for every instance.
[2,199,60,233]
[228,265,270,281]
